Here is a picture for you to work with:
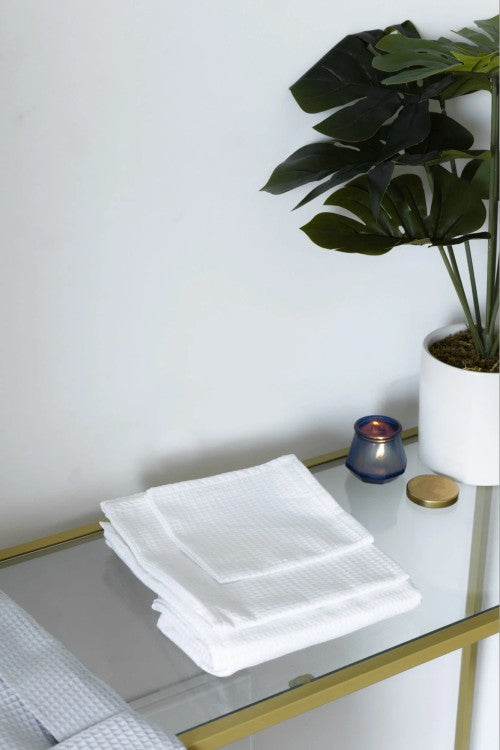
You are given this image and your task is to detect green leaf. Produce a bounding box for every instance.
[290,34,383,113]
[263,110,479,213]
[453,28,495,51]
[384,20,421,39]
[386,174,428,237]
[474,16,499,45]
[313,89,401,141]
[450,50,498,75]
[289,22,435,148]
[373,36,454,81]
[428,165,487,239]
[461,154,491,199]
[295,100,433,210]
[260,142,359,194]
[379,101,430,159]
[452,50,498,72]
[445,232,490,245]
[439,148,486,160]
[301,213,398,254]
[455,17,498,50]
[407,112,473,153]
[437,74,492,99]
[398,148,484,167]
[417,75,456,100]
[300,169,487,253]
[373,17,499,88]
[293,160,375,209]
[367,162,394,217]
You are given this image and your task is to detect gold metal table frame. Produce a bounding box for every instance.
[1,428,498,750]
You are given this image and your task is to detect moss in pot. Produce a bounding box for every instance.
[429,329,499,373]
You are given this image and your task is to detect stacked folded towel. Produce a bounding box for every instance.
[101,455,421,676]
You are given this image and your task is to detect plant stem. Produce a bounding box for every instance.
[486,292,499,353]
[449,168,482,332]
[464,243,483,332]
[447,245,486,354]
[489,333,499,362]
[439,99,483,336]
[438,245,486,355]
[486,75,499,334]
[447,245,466,295]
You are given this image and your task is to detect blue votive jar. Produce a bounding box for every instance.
[345,415,407,484]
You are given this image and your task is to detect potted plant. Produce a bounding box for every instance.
[262,16,499,485]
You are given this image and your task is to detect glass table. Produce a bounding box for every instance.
[0,433,498,750]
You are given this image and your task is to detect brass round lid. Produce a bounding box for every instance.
[406,474,459,508]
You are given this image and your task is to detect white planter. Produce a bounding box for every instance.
[419,324,499,486]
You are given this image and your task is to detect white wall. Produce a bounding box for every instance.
[0,0,493,545]
[0,3,496,749]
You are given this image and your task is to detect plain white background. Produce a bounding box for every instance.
[0,0,494,545]
[0,2,497,748]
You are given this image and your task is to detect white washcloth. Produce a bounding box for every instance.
[102,522,421,676]
[144,455,372,582]
[0,590,184,749]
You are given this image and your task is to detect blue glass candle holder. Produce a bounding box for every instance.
[345,415,407,484]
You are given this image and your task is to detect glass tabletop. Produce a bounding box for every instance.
[0,439,498,737]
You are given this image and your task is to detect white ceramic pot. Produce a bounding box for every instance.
[419,323,499,486]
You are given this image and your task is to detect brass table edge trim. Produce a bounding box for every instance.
[0,429,417,563]
[178,607,499,750]
[0,523,104,563]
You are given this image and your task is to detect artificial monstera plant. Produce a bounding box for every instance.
[262,16,499,364]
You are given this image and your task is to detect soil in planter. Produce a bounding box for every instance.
[430,330,499,373]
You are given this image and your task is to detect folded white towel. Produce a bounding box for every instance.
[100,456,421,676]
[153,583,420,676]
[102,523,421,676]
[144,455,372,582]
[102,521,412,630]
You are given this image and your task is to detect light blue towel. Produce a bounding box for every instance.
[0,590,184,749]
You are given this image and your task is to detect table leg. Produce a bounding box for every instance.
[454,486,493,750]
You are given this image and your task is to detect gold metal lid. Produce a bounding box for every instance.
[406,474,459,508]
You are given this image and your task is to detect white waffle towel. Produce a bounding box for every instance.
[0,590,184,749]
[145,454,372,582]
[101,455,421,676]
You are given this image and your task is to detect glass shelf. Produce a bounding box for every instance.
[0,438,498,745]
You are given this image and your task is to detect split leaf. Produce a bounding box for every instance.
[300,167,488,254]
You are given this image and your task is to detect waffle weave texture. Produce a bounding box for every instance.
[0,590,184,749]
[101,455,422,676]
